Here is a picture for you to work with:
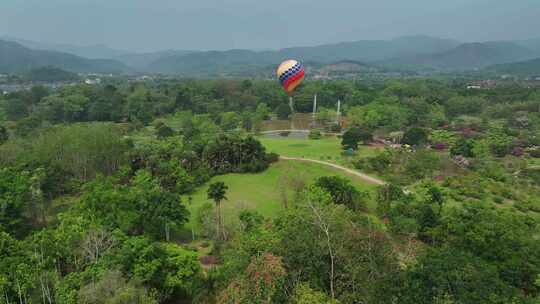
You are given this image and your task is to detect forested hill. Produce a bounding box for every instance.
[486,57,540,75]
[0,40,129,74]
[381,41,538,70]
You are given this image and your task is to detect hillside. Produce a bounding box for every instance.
[113,50,194,70]
[515,37,540,55]
[23,66,79,82]
[1,36,130,59]
[0,40,129,74]
[382,41,537,70]
[486,57,540,75]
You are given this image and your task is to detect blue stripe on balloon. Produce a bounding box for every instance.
[279,63,302,83]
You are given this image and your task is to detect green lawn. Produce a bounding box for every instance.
[183,160,379,234]
[258,136,381,164]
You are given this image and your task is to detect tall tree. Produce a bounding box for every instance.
[0,125,8,145]
[207,182,228,240]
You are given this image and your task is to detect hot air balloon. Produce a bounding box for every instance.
[277,59,305,96]
[277,60,305,115]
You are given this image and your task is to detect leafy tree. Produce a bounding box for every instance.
[220,111,241,131]
[207,181,228,240]
[291,283,338,304]
[275,188,400,303]
[429,130,458,146]
[126,87,153,124]
[255,103,270,120]
[450,138,475,158]
[376,183,404,218]
[0,125,8,145]
[78,270,158,304]
[430,204,540,293]
[238,210,264,232]
[402,127,428,146]
[0,168,33,235]
[14,123,130,181]
[13,116,42,137]
[202,135,271,174]
[315,176,366,211]
[275,103,291,120]
[155,123,175,139]
[4,97,28,120]
[128,170,188,240]
[219,253,286,304]
[115,236,201,300]
[401,247,515,304]
[347,97,411,130]
[444,96,486,118]
[341,127,371,150]
[316,107,337,125]
[175,89,193,111]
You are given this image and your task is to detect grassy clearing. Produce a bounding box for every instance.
[183,160,379,234]
[258,136,380,164]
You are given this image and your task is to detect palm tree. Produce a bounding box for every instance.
[207,182,228,240]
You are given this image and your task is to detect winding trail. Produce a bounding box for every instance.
[279,156,386,186]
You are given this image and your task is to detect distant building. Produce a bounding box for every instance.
[467,80,497,89]
[84,78,101,85]
[136,75,154,81]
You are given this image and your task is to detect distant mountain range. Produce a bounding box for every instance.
[3,35,540,76]
[0,36,193,71]
[0,40,128,74]
[147,35,461,75]
[382,41,539,70]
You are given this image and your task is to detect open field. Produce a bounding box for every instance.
[258,136,380,163]
[183,159,379,234]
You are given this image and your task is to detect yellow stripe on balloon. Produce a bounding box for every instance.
[277,60,298,77]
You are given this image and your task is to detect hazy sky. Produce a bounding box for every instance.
[1,0,540,52]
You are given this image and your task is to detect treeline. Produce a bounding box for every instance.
[1,78,539,138]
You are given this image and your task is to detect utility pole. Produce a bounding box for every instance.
[289,96,295,130]
[312,94,317,128]
[336,99,341,125]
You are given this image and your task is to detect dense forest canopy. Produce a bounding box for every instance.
[0,78,539,303]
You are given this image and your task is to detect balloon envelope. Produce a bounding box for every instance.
[277,60,305,95]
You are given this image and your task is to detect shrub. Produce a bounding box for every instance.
[275,103,291,119]
[266,152,280,164]
[402,127,429,146]
[511,147,524,157]
[433,143,447,151]
[308,129,322,140]
[328,123,342,133]
[450,138,475,158]
[528,148,540,158]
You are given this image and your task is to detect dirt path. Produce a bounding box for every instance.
[279,156,386,186]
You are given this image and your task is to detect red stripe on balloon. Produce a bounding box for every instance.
[283,69,305,91]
